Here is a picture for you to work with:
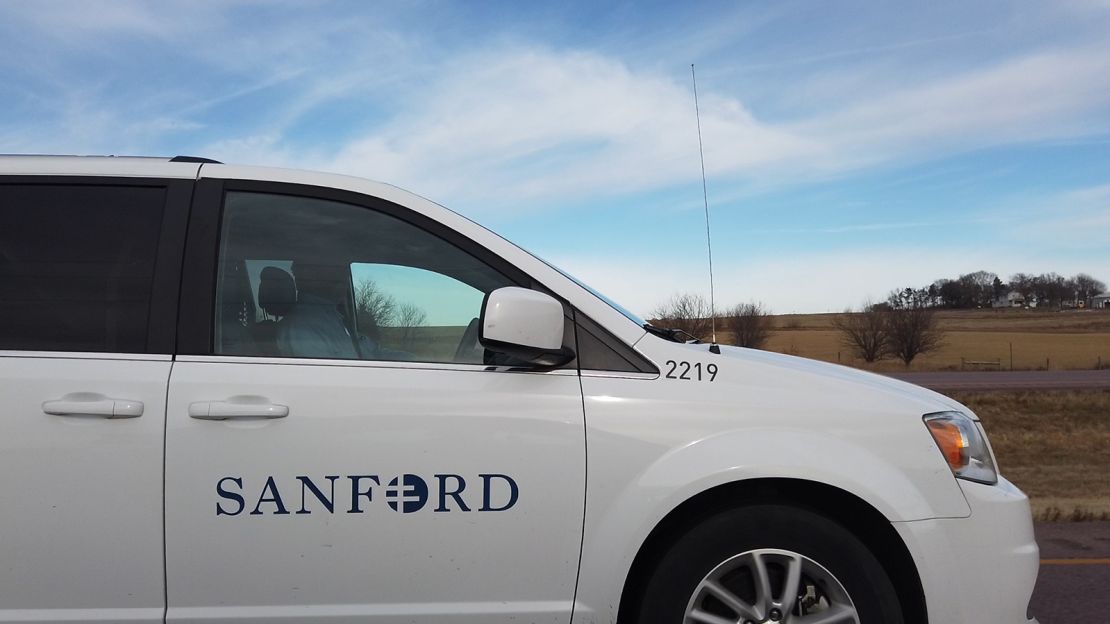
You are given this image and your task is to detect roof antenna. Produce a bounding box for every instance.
[691,64,721,355]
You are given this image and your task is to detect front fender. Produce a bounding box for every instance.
[640,428,967,521]
[572,423,970,623]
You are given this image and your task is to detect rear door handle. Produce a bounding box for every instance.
[43,393,144,418]
[189,398,289,420]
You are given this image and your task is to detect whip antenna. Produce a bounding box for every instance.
[691,64,721,354]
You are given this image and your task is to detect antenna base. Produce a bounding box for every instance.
[709,343,721,354]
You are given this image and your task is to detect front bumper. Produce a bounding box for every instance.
[893,476,1039,623]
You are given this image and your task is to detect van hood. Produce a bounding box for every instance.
[669,342,972,418]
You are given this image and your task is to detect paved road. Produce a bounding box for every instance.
[885,369,1110,391]
[1029,522,1110,623]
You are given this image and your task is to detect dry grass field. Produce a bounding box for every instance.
[714,310,1110,521]
[947,390,1110,521]
[745,308,1110,371]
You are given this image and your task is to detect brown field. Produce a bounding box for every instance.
[945,389,1110,521]
[736,308,1110,372]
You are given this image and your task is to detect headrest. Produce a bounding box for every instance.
[258,266,297,317]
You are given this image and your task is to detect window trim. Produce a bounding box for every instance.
[174,353,579,375]
[0,350,172,362]
[0,175,191,355]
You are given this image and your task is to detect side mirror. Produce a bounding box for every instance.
[480,287,575,367]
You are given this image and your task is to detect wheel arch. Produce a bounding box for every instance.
[615,477,927,624]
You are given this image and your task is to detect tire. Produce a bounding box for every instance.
[636,504,904,624]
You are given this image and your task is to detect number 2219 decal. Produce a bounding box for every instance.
[664,360,717,381]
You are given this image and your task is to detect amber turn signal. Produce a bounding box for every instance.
[922,411,998,485]
[925,418,967,470]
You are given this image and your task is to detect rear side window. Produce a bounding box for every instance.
[0,184,165,353]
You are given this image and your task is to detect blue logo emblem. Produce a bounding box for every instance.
[385,474,429,513]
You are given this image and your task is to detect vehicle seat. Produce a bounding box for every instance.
[255,267,297,356]
[454,317,485,363]
[267,268,359,360]
[258,266,297,317]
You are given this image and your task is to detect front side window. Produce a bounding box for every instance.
[215,191,515,363]
[0,184,164,353]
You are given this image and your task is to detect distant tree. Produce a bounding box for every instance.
[926,283,940,307]
[395,302,428,349]
[396,302,427,327]
[1033,273,1070,308]
[891,286,936,309]
[1073,274,1106,304]
[1064,276,1080,307]
[355,280,396,340]
[879,271,1103,312]
[725,302,774,349]
[651,293,713,340]
[1009,273,1035,303]
[1050,274,1071,306]
[991,276,1008,302]
[886,289,944,366]
[832,301,889,363]
[934,279,962,308]
[957,271,998,308]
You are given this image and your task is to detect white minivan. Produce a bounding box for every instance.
[0,155,1039,624]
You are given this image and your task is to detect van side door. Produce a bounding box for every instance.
[164,178,586,623]
[0,176,190,623]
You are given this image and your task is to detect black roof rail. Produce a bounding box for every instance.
[170,155,222,164]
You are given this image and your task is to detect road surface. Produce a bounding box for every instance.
[885,370,1110,391]
[883,371,1108,620]
[1029,521,1110,623]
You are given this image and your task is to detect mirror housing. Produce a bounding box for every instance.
[480,287,575,367]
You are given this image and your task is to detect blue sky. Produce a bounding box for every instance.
[2,0,1108,314]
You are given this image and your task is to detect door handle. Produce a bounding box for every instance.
[43,393,144,418]
[188,398,289,420]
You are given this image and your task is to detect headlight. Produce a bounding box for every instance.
[923,411,998,485]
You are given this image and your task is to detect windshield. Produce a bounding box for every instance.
[529,254,647,327]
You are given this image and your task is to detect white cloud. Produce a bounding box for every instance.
[5,2,1110,217]
[0,1,419,155]
[311,49,816,211]
[0,1,184,40]
[196,42,1110,217]
[793,45,1110,167]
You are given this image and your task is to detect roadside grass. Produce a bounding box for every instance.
[945,389,1110,521]
[731,308,1110,371]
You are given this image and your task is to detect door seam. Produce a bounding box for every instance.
[161,358,173,623]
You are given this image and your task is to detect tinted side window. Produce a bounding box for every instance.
[575,314,657,374]
[215,191,516,363]
[0,184,165,353]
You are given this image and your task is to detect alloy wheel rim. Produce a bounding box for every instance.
[683,548,860,624]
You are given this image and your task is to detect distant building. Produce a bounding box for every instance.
[993,291,1027,308]
[1093,292,1110,309]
